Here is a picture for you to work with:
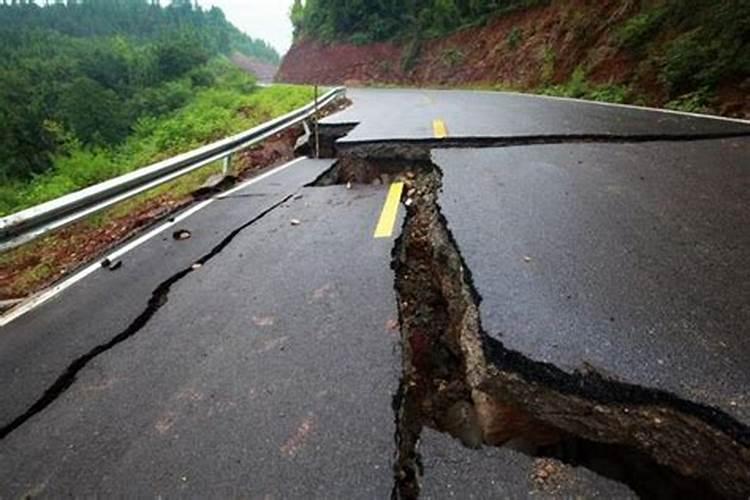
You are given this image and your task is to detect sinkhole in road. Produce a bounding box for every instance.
[311,152,750,499]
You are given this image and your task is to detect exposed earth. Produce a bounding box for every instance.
[278,0,750,118]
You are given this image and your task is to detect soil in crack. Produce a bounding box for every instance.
[389,163,750,499]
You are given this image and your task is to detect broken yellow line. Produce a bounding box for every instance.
[374,182,404,239]
[433,119,448,139]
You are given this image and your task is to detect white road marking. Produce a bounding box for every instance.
[216,157,307,199]
[481,90,750,125]
[0,157,310,328]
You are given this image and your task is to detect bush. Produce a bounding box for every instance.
[0,66,314,216]
[441,48,464,68]
[57,77,129,145]
[507,27,523,50]
[665,88,714,113]
[189,66,216,87]
[587,85,629,104]
[616,7,667,49]
[129,79,193,118]
[541,66,585,97]
[541,67,631,104]
[540,46,556,84]
[661,30,727,95]
[349,32,373,46]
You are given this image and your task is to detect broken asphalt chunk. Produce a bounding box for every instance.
[173,229,192,241]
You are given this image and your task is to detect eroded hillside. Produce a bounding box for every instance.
[279,0,750,118]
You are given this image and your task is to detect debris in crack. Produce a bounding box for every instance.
[308,154,431,188]
[392,377,423,500]
[389,162,750,499]
[0,193,296,442]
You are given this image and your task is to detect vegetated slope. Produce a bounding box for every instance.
[0,0,286,214]
[279,0,750,118]
[0,1,278,183]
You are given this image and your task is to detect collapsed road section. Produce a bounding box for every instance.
[0,96,747,497]
[312,134,750,499]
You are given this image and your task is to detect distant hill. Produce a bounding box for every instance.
[231,53,279,83]
[280,0,750,118]
[0,0,280,182]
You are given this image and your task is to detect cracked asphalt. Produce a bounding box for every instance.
[436,140,750,425]
[1,164,402,497]
[1,88,749,498]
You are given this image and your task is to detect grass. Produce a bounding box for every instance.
[0,63,314,217]
[616,6,668,50]
[0,64,315,298]
[540,67,630,104]
[664,88,714,114]
[0,158,227,298]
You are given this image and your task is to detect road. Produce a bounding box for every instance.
[1,88,749,498]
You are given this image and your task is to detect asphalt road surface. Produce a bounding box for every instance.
[1,88,749,498]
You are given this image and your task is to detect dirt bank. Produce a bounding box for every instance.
[278,0,749,118]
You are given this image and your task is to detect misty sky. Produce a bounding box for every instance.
[204,0,295,55]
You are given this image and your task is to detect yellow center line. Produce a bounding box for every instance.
[374,182,404,239]
[433,119,448,139]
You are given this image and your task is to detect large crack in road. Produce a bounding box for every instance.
[389,166,750,499]
[0,193,296,441]
[2,127,748,498]
[313,141,750,499]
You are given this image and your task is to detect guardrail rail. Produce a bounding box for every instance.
[0,86,346,253]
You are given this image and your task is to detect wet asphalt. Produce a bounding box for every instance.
[0,166,402,497]
[435,139,750,425]
[2,87,749,498]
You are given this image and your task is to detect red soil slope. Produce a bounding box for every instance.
[277,0,749,117]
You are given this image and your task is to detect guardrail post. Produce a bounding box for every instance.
[222,153,233,177]
[0,87,346,252]
[314,85,320,159]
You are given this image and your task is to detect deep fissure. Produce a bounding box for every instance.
[3,127,749,498]
[383,160,750,499]
[0,193,295,441]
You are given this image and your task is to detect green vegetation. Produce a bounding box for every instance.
[0,66,313,215]
[290,0,748,115]
[0,1,308,217]
[441,48,465,68]
[664,88,713,114]
[0,0,289,215]
[616,6,668,49]
[291,0,549,44]
[619,1,750,98]
[540,46,556,84]
[541,67,630,104]
[506,27,523,50]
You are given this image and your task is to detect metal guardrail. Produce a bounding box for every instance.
[0,86,346,253]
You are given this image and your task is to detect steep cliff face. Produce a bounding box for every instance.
[278,0,749,118]
[278,40,403,86]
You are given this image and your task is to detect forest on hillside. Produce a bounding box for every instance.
[291,0,550,42]
[0,0,279,185]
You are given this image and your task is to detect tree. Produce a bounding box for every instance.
[0,0,280,181]
[58,77,129,145]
